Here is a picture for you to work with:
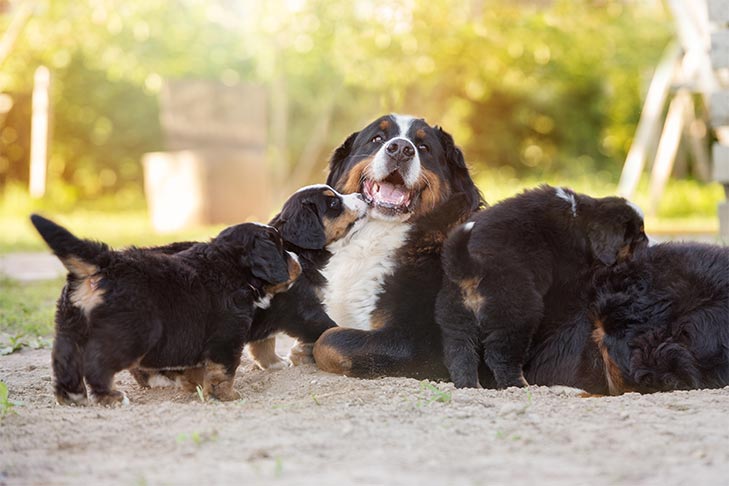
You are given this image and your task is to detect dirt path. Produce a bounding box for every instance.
[1,347,728,486]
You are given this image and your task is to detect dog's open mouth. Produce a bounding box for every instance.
[362,171,418,214]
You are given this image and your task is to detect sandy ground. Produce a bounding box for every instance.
[1,341,728,486]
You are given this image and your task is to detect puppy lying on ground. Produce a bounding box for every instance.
[32,215,301,405]
[129,185,368,389]
[590,241,729,394]
[436,185,649,388]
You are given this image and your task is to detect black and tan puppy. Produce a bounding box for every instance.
[589,242,729,394]
[436,185,649,388]
[245,184,368,369]
[31,215,301,405]
[130,184,369,388]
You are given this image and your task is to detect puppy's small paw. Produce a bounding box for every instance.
[254,355,290,371]
[93,390,129,407]
[212,388,241,402]
[287,342,315,366]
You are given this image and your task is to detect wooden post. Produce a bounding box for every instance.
[29,65,50,199]
[648,90,691,215]
[617,43,680,198]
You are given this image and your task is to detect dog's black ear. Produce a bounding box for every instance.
[587,222,625,266]
[436,127,484,213]
[278,203,326,250]
[250,237,290,284]
[326,131,359,188]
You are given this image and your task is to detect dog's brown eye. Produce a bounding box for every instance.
[371,135,383,144]
[418,143,430,153]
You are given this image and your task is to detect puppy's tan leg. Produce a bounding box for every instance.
[247,336,289,370]
[177,367,204,392]
[287,340,315,366]
[203,361,240,401]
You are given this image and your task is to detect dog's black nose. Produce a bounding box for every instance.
[386,140,415,162]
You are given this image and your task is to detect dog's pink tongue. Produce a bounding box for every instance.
[375,182,408,205]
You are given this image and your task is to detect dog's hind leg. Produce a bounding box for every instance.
[52,287,89,405]
[436,280,481,388]
[53,331,87,405]
[247,336,288,370]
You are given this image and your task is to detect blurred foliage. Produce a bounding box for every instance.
[0,0,675,203]
[1,175,722,255]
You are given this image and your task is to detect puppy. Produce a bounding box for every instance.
[436,185,649,388]
[131,184,368,383]
[31,215,301,405]
[590,241,729,394]
[246,184,368,368]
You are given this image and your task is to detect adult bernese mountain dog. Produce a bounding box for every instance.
[313,114,484,378]
[437,185,650,389]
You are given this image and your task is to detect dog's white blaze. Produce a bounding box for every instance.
[322,219,409,330]
[627,200,644,219]
[393,113,415,136]
[147,374,176,388]
[555,187,577,217]
[464,222,475,231]
[341,192,368,215]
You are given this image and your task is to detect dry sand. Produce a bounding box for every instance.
[1,343,728,486]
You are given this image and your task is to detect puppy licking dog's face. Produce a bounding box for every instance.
[32,215,300,406]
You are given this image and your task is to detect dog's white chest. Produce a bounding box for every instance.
[322,220,408,330]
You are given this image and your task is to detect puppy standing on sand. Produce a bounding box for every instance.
[436,185,650,389]
[32,216,301,406]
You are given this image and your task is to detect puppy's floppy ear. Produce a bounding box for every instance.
[326,130,359,189]
[436,127,484,213]
[278,203,326,250]
[250,237,290,284]
[587,222,625,266]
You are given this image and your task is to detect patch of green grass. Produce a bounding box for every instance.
[0,381,19,420]
[0,277,63,338]
[176,430,219,446]
[416,381,452,406]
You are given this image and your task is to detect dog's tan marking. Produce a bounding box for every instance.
[247,337,288,370]
[413,168,446,218]
[337,158,373,195]
[263,256,302,295]
[323,205,361,244]
[313,328,353,375]
[92,390,129,407]
[370,308,391,330]
[379,119,390,131]
[617,244,632,262]
[416,128,426,139]
[70,273,104,317]
[459,277,485,314]
[592,319,626,395]
[63,256,98,277]
[322,189,336,197]
[203,361,240,401]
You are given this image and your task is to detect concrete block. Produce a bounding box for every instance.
[709,0,729,25]
[711,31,729,69]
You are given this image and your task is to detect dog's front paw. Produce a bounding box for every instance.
[287,341,315,366]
